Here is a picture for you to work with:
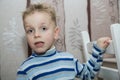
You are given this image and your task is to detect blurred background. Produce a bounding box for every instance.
[0,0,120,80]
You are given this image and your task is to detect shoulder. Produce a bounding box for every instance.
[17,56,34,71]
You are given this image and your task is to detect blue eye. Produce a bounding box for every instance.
[42,27,47,31]
[42,27,46,30]
[26,29,34,34]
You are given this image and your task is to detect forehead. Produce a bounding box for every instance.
[23,11,56,28]
[24,12,52,23]
[26,11,51,20]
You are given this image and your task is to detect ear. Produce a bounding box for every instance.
[54,27,60,40]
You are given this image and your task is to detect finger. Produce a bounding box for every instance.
[104,40,110,45]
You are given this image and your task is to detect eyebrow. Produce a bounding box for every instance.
[24,25,33,30]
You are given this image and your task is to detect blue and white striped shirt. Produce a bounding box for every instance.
[17,44,105,80]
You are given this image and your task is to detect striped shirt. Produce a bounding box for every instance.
[17,44,105,80]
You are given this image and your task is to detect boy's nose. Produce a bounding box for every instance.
[34,31,41,38]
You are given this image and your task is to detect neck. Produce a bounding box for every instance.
[32,46,56,57]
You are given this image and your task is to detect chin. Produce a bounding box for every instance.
[33,45,53,54]
[34,48,48,54]
[35,50,46,54]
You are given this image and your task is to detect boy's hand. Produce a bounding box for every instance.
[97,37,111,50]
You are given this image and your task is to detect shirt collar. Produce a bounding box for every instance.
[31,47,56,57]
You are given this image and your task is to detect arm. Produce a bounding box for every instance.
[16,70,29,80]
[75,37,111,80]
[17,75,28,80]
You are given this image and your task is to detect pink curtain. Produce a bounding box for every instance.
[88,0,119,41]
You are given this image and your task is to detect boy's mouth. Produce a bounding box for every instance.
[34,41,44,47]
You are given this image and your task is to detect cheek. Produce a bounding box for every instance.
[46,33,54,39]
[26,36,33,45]
[44,31,55,40]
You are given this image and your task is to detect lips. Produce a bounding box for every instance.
[34,41,44,47]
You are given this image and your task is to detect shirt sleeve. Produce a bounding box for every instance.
[16,70,29,80]
[75,43,105,80]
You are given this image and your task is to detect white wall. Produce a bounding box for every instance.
[0,0,27,80]
[64,0,88,62]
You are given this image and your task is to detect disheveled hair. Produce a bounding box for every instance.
[23,3,57,26]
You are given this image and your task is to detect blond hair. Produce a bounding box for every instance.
[22,3,57,26]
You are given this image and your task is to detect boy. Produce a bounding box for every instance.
[17,3,111,80]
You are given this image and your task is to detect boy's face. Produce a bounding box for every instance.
[24,12,59,54]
